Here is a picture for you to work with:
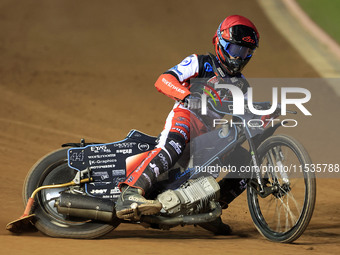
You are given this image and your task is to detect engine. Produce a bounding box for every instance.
[157,176,220,216]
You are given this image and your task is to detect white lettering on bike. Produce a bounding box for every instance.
[70,151,84,161]
[90,145,111,153]
[90,189,107,194]
[138,143,150,151]
[114,142,136,148]
[89,159,117,165]
[88,154,116,159]
[116,149,132,154]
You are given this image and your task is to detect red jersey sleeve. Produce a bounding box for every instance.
[154,54,199,101]
[154,74,190,101]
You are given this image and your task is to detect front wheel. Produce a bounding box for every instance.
[23,148,119,239]
[247,135,316,243]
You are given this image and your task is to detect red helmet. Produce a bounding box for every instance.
[213,15,259,75]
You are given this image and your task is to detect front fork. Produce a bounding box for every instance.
[247,138,281,198]
[248,138,265,193]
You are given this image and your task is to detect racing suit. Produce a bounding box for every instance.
[120,53,250,207]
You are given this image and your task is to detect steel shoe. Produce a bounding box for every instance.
[115,185,162,220]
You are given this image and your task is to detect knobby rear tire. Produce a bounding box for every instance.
[23,148,120,239]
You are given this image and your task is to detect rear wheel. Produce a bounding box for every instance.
[247,135,316,243]
[23,148,119,239]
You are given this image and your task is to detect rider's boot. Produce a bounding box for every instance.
[116,134,186,221]
[115,184,162,220]
[198,217,232,235]
[115,148,165,220]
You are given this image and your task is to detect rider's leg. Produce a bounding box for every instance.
[115,147,165,220]
[116,107,190,220]
[218,146,251,208]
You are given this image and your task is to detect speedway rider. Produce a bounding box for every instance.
[115,15,259,235]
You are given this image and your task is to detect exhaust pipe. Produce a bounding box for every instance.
[55,193,116,223]
[55,192,221,227]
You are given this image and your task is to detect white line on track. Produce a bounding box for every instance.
[258,0,340,96]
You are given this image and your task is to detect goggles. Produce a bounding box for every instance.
[224,43,253,59]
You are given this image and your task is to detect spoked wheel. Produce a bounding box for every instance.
[247,135,316,243]
[23,148,119,238]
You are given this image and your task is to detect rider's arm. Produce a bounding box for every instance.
[155,54,199,101]
[154,74,190,101]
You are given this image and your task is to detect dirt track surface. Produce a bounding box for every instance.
[1,0,339,254]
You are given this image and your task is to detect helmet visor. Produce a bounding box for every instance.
[225,43,253,59]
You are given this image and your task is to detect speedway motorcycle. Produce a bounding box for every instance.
[6,99,316,243]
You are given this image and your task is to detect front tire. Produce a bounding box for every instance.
[23,148,119,239]
[247,135,316,243]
